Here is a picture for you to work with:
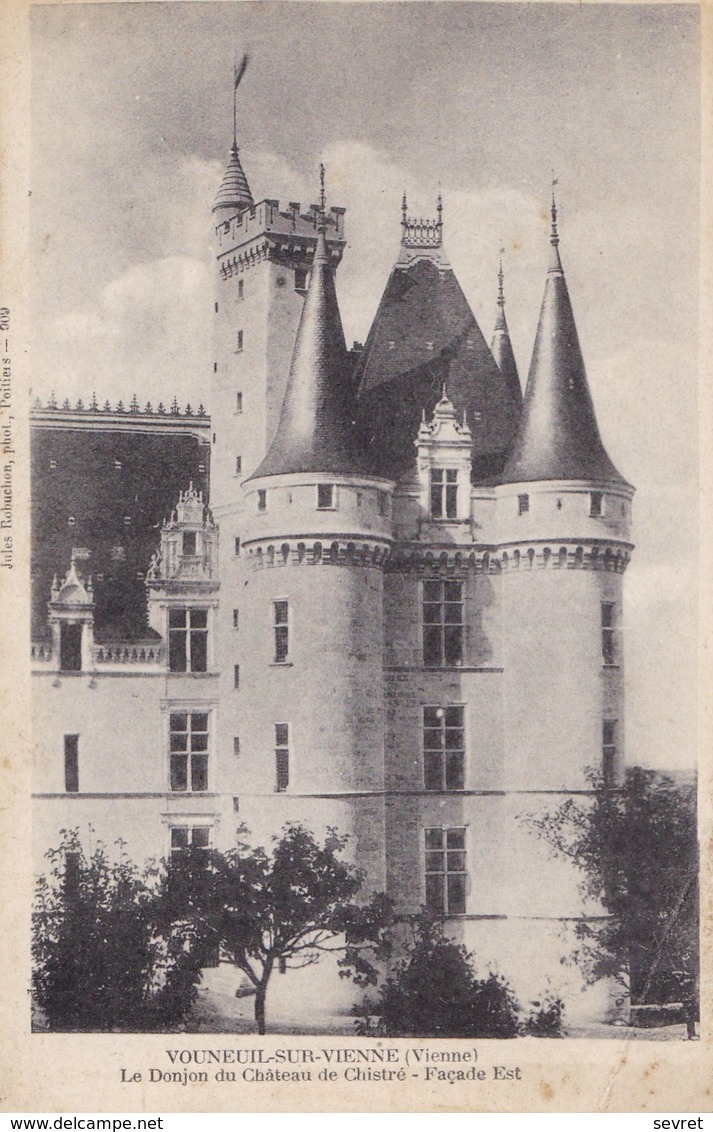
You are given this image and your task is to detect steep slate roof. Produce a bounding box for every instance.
[501,207,628,486]
[31,422,210,640]
[251,224,368,479]
[355,209,521,483]
[490,261,522,412]
[212,141,254,214]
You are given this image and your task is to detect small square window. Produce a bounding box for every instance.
[518,494,529,515]
[317,483,334,510]
[257,490,267,512]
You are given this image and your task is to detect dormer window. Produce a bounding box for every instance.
[182,531,197,556]
[317,483,335,510]
[430,469,457,519]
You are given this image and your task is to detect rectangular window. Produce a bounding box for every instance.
[236,330,243,352]
[378,490,389,517]
[273,600,289,662]
[168,608,208,673]
[603,720,617,783]
[64,735,79,793]
[233,609,239,629]
[182,531,197,556]
[170,825,210,857]
[423,579,464,667]
[257,490,267,512]
[423,706,465,790]
[169,711,209,792]
[295,269,307,291]
[518,493,529,515]
[275,723,289,792]
[236,392,243,413]
[601,602,615,665]
[424,828,467,915]
[59,623,83,672]
[317,483,334,509]
[590,492,604,517]
[234,664,240,690]
[430,468,458,519]
[233,736,240,757]
[235,455,242,474]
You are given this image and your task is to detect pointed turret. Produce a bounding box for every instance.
[251,171,367,479]
[501,198,627,485]
[490,257,522,410]
[212,140,254,215]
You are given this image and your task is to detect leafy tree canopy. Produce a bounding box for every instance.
[154,823,394,1034]
[527,767,698,1004]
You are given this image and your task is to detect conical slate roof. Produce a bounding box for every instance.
[355,205,521,482]
[251,225,368,479]
[501,209,627,486]
[212,141,254,214]
[490,262,522,411]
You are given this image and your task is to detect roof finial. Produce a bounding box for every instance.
[233,53,249,151]
[551,176,559,247]
[436,188,443,230]
[319,162,327,223]
[498,246,505,307]
[401,190,408,227]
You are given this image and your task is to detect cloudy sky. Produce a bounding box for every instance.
[30,2,700,769]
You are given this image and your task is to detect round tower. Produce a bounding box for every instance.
[234,198,394,895]
[492,198,635,1018]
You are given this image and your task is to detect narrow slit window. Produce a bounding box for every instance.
[236,392,243,414]
[235,455,242,474]
[275,723,289,792]
[64,735,79,793]
[236,329,243,352]
[603,720,617,784]
[257,490,267,512]
[273,600,289,662]
[518,493,529,515]
[601,603,616,665]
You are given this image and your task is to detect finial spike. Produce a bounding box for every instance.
[551,176,559,246]
[319,163,326,215]
[498,247,505,306]
[402,190,407,225]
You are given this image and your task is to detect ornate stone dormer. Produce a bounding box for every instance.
[146,482,218,588]
[47,556,95,672]
[416,389,474,528]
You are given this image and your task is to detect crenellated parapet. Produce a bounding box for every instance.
[216,197,346,275]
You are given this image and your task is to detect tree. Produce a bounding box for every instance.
[32,831,204,1031]
[527,767,699,1009]
[155,823,394,1034]
[356,916,519,1038]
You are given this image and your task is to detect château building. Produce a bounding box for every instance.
[31,120,634,1028]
